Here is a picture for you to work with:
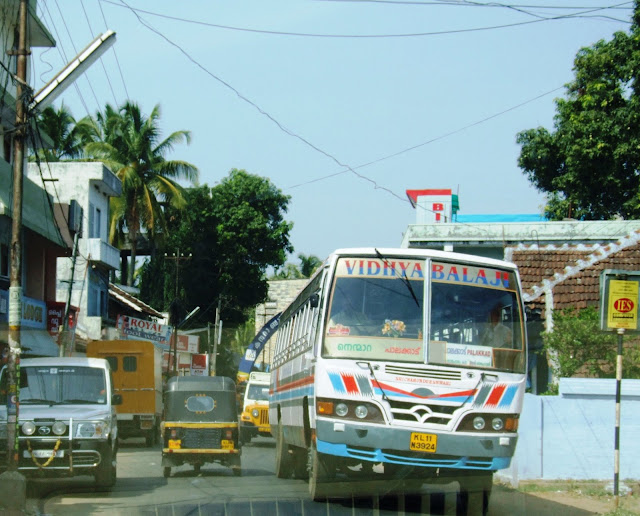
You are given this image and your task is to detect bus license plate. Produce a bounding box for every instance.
[410,432,437,453]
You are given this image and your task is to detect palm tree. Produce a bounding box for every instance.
[298,253,322,278]
[32,103,84,161]
[83,102,199,286]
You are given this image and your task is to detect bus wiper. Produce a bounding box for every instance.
[61,399,97,404]
[374,248,420,307]
[357,361,390,402]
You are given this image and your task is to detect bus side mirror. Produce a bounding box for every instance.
[112,394,123,406]
[310,293,320,308]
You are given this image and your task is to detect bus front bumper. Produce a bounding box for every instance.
[316,419,517,471]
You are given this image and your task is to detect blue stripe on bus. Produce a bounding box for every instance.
[317,439,510,471]
[498,384,518,408]
[328,371,346,393]
[271,386,314,403]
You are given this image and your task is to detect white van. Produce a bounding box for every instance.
[0,357,121,488]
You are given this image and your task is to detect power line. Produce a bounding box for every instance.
[81,0,118,106]
[118,0,409,206]
[39,1,93,118]
[53,0,101,110]
[286,85,564,190]
[98,0,130,100]
[102,0,632,39]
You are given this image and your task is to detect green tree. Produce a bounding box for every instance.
[271,263,303,279]
[543,306,640,379]
[298,253,322,277]
[83,102,199,286]
[270,253,322,279]
[516,4,640,220]
[139,169,293,326]
[31,103,84,161]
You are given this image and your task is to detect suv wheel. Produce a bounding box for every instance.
[95,446,117,489]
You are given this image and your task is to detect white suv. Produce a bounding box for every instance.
[0,357,121,488]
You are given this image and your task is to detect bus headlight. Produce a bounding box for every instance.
[21,422,36,436]
[335,403,349,417]
[316,398,384,423]
[472,416,485,430]
[457,413,519,433]
[354,405,368,419]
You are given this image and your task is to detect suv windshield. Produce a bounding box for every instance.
[0,366,107,405]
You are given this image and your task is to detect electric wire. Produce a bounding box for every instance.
[118,0,409,206]
[286,85,565,191]
[81,0,119,106]
[98,0,130,100]
[53,0,101,111]
[39,1,93,118]
[102,0,632,38]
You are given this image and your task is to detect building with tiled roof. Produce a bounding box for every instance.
[401,189,640,390]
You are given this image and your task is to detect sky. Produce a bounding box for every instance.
[30,0,634,263]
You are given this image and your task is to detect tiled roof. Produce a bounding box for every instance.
[509,229,640,311]
[109,283,164,318]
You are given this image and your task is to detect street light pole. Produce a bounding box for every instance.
[7,0,29,472]
[0,0,30,511]
[165,249,191,375]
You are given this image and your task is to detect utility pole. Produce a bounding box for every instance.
[165,249,191,374]
[60,232,79,356]
[212,299,221,376]
[1,0,29,509]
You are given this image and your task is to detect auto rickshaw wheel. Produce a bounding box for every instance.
[163,466,171,478]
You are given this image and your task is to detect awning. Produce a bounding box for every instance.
[20,330,60,357]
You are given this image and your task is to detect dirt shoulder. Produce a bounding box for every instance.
[513,480,640,515]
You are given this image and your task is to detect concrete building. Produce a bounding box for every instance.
[0,1,65,357]
[25,162,122,347]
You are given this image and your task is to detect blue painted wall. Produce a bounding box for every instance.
[497,378,640,484]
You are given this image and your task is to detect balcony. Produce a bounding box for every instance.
[86,239,120,270]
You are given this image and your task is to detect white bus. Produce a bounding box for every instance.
[269,248,527,512]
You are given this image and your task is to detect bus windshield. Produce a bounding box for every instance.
[323,257,525,372]
[324,258,425,363]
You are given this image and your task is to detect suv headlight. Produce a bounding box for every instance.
[74,420,109,438]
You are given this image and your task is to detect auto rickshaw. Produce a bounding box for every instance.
[161,376,241,477]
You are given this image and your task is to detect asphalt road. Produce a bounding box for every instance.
[23,436,600,516]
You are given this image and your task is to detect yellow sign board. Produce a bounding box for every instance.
[607,280,639,330]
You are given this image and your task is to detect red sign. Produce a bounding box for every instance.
[613,298,634,313]
[46,302,78,340]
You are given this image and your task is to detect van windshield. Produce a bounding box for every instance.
[246,384,269,401]
[0,366,107,405]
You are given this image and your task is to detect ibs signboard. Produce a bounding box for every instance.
[600,270,640,333]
